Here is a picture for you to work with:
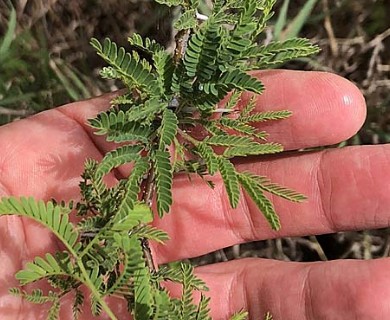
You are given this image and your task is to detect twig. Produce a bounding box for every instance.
[0,106,33,116]
[322,0,338,57]
[141,166,158,272]
[177,127,200,146]
[173,29,190,65]
[138,11,193,278]
[196,11,208,21]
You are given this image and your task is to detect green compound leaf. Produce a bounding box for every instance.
[134,266,154,319]
[132,225,170,244]
[225,0,258,57]
[154,289,181,319]
[251,174,307,203]
[154,150,174,217]
[96,145,143,176]
[219,118,256,135]
[195,17,222,82]
[196,143,219,175]
[245,38,320,69]
[91,295,102,316]
[196,295,212,320]
[221,68,264,94]
[218,157,240,208]
[174,9,197,30]
[239,109,292,123]
[111,203,153,232]
[153,50,175,95]
[0,197,79,251]
[90,38,158,95]
[159,108,178,148]
[128,33,165,55]
[11,289,61,320]
[264,312,274,320]
[15,252,75,285]
[126,98,166,124]
[106,235,145,296]
[237,172,280,230]
[10,288,53,304]
[115,157,150,215]
[180,263,198,319]
[72,289,84,320]
[89,110,152,144]
[183,26,206,78]
[205,134,253,147]
[47,297,61,320]
[157,264,208,291]
[223,142,283,158]
[230,310,249,320]
[154,0,183,7]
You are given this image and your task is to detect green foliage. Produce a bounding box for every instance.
[237,172,280,230]
[128,33,165,55]
[89,110,152,143]
[273,0,319,41]
[159,109,179,148]
[15,252,75,285]
[264,312,274,320]
[9,289,61,320]
[244,38,320,69]
[96,145,143,176]
[115,158,150,214]
[0,5,91,125]
[0,197,79,251]
[175,10,198,30]
[230,310,249,320]
[72,289,84,319]
[90,38,159,96]
[218,157,241,208]
[239,109,292,122]
[154,150,174,217]
[3,0,317,319]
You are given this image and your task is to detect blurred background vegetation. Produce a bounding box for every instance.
[0,0,389,263]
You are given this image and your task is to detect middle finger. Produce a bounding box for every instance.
[153,145,390,263]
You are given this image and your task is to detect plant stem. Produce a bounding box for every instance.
[76,259,118,320]
[173,29,191,65]
[139,24,192,275]
[177,127,200,146]
[141,165,158,272]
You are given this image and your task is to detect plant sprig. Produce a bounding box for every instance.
[3,0,318,319]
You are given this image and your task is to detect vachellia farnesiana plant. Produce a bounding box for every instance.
[1,0,319,319]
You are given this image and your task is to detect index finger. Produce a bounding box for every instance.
[149,70,368,263]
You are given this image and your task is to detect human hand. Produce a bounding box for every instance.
[1,70,386,319]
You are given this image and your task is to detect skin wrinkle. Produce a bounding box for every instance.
[236,157,278,240]
[54,108,107,161]
[234,185,258,243]
[349,169,361,230]
[0,179,11,197]
[221,183,243,245]
[54,108,126,185]
[302,266,315,320]
[315,150,337,232]
[369,148,388,226]
[0,146,21,197]
[229,263,248,319]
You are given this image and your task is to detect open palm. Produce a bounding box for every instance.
[1,70,388,320]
